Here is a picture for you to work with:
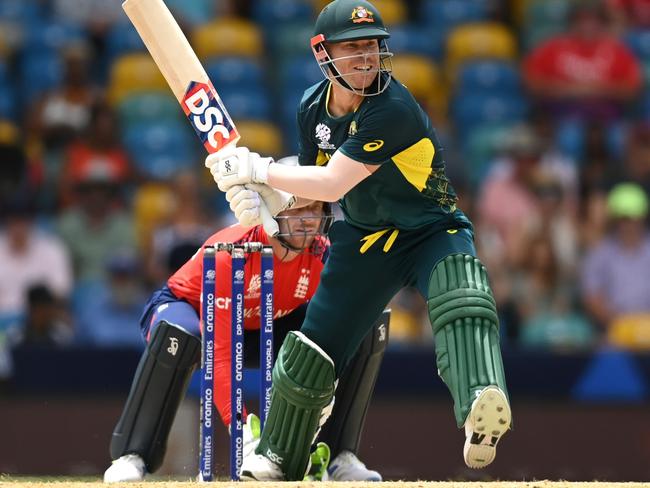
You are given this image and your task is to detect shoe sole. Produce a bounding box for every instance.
[239,470,260,481]
[463,386,511,469]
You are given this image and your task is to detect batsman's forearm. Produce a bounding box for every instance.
[267,163,348,202]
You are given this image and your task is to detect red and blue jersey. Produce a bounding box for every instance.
[167,224,327,424]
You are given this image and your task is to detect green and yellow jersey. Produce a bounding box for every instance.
[297,77,471,232]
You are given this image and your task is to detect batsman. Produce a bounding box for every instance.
[206,0,512,480]
[103,194,388,482]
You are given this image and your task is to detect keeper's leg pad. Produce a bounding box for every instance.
[256,331,336,481]
[110,321,200,472]
[428,254,509,427]
[318,310,390,456]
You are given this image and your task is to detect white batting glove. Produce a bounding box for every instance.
[246,183,296,217]
[205,146,273,192]
[225,185,264,227]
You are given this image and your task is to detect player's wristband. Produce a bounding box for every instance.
[253,157,273,184]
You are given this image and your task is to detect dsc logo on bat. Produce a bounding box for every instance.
[182,81,238,153]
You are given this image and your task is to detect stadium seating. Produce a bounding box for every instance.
[0,0,42,22]
[608,314,650,350]
[219,86,272,121]
[122,122,197,179]
[267,21,314,60]
[446,23,518,76]
[236,120,284,157]
[166,0,216,26]
[522,0,570,49]
[388,24,445,60]
[280,88,304,153]
[204,57,265,91]
[193,18,263,60]
[625,29,650,63]
[133,181,176,249]
[280,54,324,91]
[23,20,85,52]
[252,0,315,28]
[105,21,146,62]
[463,124,516,187]
[371,0,408,26]
[451,92,528,134]
[642,56,650,86]
[0,59,7,85]
[117,93,181,126]
[108,53,168,103]
[640,92,650,120]
[20,49,64,102]
[311,0,333,13]
[419,0,489,33]
[456,61,521,95]
[0,83,15,120]
[390,54,442,107]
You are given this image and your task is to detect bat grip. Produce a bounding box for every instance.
[259,200,279,237]
[214,142,278,237]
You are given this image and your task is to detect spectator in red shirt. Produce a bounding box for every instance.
[606,0,650,30]
[523,1,642,123]
[103,202,389,482]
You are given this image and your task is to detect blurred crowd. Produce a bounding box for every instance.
[0,0,649,373]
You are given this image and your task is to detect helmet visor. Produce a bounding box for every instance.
[275,203,334,254]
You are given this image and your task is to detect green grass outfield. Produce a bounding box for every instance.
[1,480,650,488]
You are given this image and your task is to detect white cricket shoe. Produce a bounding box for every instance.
[328,450,382,481]
[239,453,284,481]
[463,386,511,469]
[242,414,261,459]
[103,453,146,483]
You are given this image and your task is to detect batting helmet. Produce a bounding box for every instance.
[311,0,393,96]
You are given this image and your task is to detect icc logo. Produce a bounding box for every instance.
[235,270,245,281]
[168,337,179,356]
[206,269,216,280]
[264,269,274,280]
[315,123,331,143]
[183,85,230,149]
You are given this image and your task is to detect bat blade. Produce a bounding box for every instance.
[122,0,239,154]
[122,0,279,236]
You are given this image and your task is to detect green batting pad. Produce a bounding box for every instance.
[428,254,508,427]
[256,331,336,480]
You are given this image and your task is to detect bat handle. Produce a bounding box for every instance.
[216,141,278,237]
[259,200,279,237]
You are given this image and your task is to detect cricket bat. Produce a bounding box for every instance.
[122,0,279,237]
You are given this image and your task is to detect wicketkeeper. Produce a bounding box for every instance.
[206,0,512,481]
[104,194,389,482]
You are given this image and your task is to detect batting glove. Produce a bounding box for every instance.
[205,146,273,192]
[246,183,296,216]
[225,185,264,227]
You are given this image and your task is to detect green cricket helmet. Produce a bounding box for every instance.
[311,0,393,96]
[313,0,390,43]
